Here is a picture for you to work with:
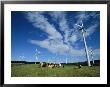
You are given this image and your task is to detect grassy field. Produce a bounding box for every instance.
[11,64,100,77]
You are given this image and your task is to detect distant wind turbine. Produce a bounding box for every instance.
[75,20,91,66]
[89,49,94,65]
[66,58,67,64]
[19,55,25,61]
[35,48,40,64]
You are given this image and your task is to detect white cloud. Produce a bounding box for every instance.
[49,11,79,46]
[75,11,99,22]
[49,11,65,21]
[85,24,98,37]
[93,49,100,55]
[30,39,85,56]
[69,35,78,43]
[26,12,62,39]
[25,11,99,57]
[73,11,99,42]
[30,39,69,55]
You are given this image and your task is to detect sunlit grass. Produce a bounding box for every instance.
[11,64,100,77]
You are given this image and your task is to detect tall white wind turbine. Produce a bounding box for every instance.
[75,20,91,66]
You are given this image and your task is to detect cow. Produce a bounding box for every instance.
[40,62,62,68]
[40,62,48,68]
[48,63,56,68]
[78,64,82,68]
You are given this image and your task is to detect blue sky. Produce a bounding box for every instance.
[11,11,100,63]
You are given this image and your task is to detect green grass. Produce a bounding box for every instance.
[11,64,100,77]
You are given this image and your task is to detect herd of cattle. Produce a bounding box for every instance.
[40,62,63,68]
[40,62,83,69]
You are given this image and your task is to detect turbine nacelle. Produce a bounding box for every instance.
[75,21,86,32]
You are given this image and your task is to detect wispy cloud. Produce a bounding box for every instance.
[85,24,98,37]
[49,12,70,44]
[26,12,62,39]
[30,39,85,56]
[93,49,100,55]
[49,11,79,45]
[73,11,99,40]
[75,11,99,22]
[30,39,69,55]
[25,11,99,57]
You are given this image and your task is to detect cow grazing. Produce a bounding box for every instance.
[40,62,48,67]
[40,62,62,68]
[78,65,82,68]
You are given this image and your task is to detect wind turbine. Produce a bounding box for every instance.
[19,55,25,61]
[56,53,58,64]
[66,58,68,64]
[89,49,94,65]
[75,20,91,66]
[35,48,40,64]
[19,54,25,64]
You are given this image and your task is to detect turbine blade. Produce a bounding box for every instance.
[75,24,82,28]
[81,20,83,27]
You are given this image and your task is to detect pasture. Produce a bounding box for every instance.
[11,64,100,77]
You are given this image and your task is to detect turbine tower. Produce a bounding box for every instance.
[66,58,67,64]
[35,48,40,64]
[89,49,94,65]
[75,21,91,66]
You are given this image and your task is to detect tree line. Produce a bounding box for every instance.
[11,60,100,66]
